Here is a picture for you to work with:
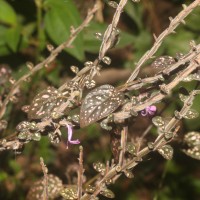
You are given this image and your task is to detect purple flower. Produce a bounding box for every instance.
[66,124,80,147]
[141,105,157,116]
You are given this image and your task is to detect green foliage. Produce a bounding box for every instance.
[0,0,17,26]
[44,0,84,60]
[0,0,20,55]
[83,22,137,53]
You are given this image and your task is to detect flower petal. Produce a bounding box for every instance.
[66,124,80,145]
[141,109,147,116]
[149,105,157,112]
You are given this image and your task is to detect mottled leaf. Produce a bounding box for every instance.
[80,85,123,127]
[151,56,175,69]
[28,87,65,120]
[182,132,200,160]
[158,145,173,160]
[26,174,63,200]
[60,186,77,200]
[183,109,199,119]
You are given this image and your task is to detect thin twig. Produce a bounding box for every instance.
[78,146,84,200]
[118,43,200,92]
[40,157,49,200]
[118,126,128,167]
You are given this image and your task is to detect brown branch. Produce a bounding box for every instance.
[118,126,128,167]
[78,146,84,200]
[40,157,49,200]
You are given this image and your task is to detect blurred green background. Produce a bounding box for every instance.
[0,0,200,199]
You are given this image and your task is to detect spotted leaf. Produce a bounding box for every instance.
[151,56,175,69]
[26,174,63,200]
[182,131,200,160]
[28,87,66,120]
[158,145,173,160]
[80,85,123,127]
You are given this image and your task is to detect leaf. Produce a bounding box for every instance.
[184,132,200,147]
[183,132,200,160]
[152,116,165,127]
[183,109,199,119]
[27,174,63,200]
[5,26,21,52]
[151,56,175,69]
[124,1,144,30]
[85,185,95,193]
[0,25,10,56]
[60,186,77,200]
[185,8,200,32]
[158,145,173,160]
[83,22,136,53]
[164,30,193,55]
[44,0,84,61]
[184,94,200,130]
[93,162,106,174]
[80,85,124,127]
[100,188,115,198]
[183,146,200,160]
[126,142,136,155]
[28,87,65,120]
[133,30,152,60]
[0,0,17,26]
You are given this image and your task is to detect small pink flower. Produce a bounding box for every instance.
[141,105,157,116]
[66,124,80,147]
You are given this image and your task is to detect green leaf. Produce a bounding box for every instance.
[133,30,152,60]
[83,22,136,53]
[124,1,143,30]
[164,30,194,55]
[0,171,8,182]
[5,26,21,52]
[9,160,21,174]
[44,0,84,61]
[0,25,7,45]
[46,64,61,86]
[186,8,200,32]
[0,0,17,26]
[22,22,36,38]
[0,25,10,56]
